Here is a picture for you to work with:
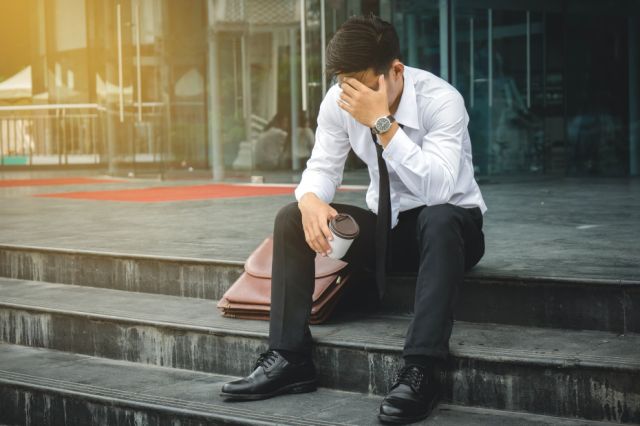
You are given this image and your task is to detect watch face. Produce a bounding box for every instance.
[375,117,391,133]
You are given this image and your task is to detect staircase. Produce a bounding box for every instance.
[0,243,638,425]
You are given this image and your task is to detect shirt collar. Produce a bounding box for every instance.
[393,69,420,130]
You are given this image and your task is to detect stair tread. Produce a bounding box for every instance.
[0,343,613,426]
[2,242,639,286]
[1,277,639,370]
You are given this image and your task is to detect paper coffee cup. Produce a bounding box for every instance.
[327,213,359,259]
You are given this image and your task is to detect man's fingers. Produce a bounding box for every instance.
[320,219,333,242]
[317,220,331,253]
[339,92,354,105]
[316,229,331,253]
[310,240,322,254]
[303,225,316,251]
[311,221,331,253]
[304,224,322,253]
[340,80,359,96]
[343,77,369,92]
[337,98,353,113]
[310,235,325,254]
[301,205,339,254]
[377,74,386,92]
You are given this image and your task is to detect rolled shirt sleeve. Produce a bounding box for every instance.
[295,87,351,203]
[381,92,466,206]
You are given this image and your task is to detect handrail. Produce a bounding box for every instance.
[0,104,99,112]
[0,102,167,113]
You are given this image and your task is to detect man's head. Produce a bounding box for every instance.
[326,14,404,109]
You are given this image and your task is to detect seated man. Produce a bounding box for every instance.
[222,14,487,424]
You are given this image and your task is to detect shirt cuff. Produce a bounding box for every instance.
[294,179,335,204]
[381,127,417,167]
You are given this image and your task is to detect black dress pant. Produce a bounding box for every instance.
[268,201,485,359]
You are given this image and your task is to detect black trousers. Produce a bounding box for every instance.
[268,201,485,359]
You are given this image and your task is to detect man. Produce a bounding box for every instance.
[222,14,486,424]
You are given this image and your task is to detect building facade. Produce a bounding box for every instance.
[0,0,639,179]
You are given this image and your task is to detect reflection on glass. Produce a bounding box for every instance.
[564,11,630,176]
[388,0,441,75]
[0,0,638,178]
[451,2,637,178]
[212,0,321,177]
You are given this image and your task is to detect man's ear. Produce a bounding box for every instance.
[391,61,404,81]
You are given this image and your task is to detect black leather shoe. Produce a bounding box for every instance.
[220,349,317,401]
[378,365,441,424]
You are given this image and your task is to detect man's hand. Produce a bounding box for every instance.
[337,75,390,128]
[298,192,339,256]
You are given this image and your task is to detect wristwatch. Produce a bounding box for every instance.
[371,115,396,135]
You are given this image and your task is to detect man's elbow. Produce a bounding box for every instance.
[423,172,456,205]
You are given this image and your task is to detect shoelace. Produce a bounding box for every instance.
[254,349,280,370]
[392,365,425,392]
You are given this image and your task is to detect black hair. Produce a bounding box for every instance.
[326,14,400,78]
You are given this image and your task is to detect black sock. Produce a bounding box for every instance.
[274,349,308,364]
[403,355,442,371]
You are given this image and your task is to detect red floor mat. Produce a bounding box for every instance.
[34,184,295,202]
[0,177,122,188]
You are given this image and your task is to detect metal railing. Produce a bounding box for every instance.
[0,102,209,168]
[0,104,103,166]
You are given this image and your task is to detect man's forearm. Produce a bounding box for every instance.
[378,121,400,149]
[298,191,319,206]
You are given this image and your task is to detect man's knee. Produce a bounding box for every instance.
[274,201,302,230]
[416,204,460,242]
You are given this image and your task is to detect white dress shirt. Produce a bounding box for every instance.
[295,66,487,229]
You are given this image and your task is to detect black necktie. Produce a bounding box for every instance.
[371,129,391,300]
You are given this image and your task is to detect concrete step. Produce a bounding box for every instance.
[0,278,638,423]
[1,244,638,333]
[0,344,616,426]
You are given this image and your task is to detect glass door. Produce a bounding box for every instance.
[452,0,638,178]
[452,1,548,177]
[94,0,208,177]
[209,0,320,179]
[93,0,135,175]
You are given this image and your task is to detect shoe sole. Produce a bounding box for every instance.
[220,379,317,401]
[377,394,440,425]
[378,412,431,425]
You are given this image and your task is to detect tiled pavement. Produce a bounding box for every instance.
[0,171,638,282]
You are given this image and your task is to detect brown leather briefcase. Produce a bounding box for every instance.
[217,236,351,324]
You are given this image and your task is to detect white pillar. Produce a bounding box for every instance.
[206,1,224,181]
[320,0,327,97]
[290,27,300,171]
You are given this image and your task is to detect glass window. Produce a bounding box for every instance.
[388,0,442,75]
[2,0,638,178]
[451,1,638,178]
[208,0,322,179]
